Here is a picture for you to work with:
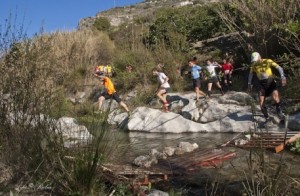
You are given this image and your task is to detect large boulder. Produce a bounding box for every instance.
[56,117,92,147]
[199,99,250,123]
[128,107,208,133]
[127,107,255,133]
[108,109,129,128]
[111,91,284,133]
[181,100,200,121]
[218,91,252,105]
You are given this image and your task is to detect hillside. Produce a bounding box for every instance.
[78,0,219,30]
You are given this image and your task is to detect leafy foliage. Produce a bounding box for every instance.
[93,17,111,32]
[217,0,300,56]
[290,139,300,154]
[144,5,228,51]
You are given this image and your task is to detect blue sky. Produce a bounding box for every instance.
[0,0,143,37]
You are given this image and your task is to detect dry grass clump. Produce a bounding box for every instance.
[0,25,118,194]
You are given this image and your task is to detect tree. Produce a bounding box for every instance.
[144,5,228,52]
[93,17,111,32]
[217,0,300,57]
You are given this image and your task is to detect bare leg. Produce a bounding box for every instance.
[98,96,105,110]
[195,87,206,100]
[272,90,284,116]
[272,90,280,103]
[119,101,130,112]
[156,89,169,112]
[259,95,268,118]
[216,82,224,95]
[207,83,212,97]
[156,89,168,104]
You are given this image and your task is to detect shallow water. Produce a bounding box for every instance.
[103,130,300,195]
[113,131,235,161]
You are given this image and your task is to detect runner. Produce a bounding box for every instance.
[205,59,224,98]
[221,58,234,91]
[188,58,206,101]
[152,68,171,112]
[94,72,130,114]
[247,52,287,123]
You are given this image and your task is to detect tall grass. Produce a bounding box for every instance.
[0,15,127,195]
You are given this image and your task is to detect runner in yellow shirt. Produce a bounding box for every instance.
[248,52,287,122]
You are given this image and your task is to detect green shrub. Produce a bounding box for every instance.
[290,139,300,154]
[93,17,111,32]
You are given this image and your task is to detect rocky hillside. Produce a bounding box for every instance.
[78,0,219,30]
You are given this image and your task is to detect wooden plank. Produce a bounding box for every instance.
[167,150,219,166]
[175,151,226,166]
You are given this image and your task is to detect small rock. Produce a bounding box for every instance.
[162,147,175,156]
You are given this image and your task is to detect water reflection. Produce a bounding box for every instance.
[101,129,300,194]
[113,131,236,163]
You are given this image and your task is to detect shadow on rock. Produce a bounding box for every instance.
[227,112,252,122]
[166,95,189,106]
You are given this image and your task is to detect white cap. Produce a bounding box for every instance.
[251,52,261,62]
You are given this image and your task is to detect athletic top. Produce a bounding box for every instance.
[222,63,233,74]
[102,77,116,95]
[157,72,170,88]
[190,65,202,79]
[248,59,285,84]
[206,63,219,77]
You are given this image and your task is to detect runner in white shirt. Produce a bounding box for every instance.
[152,68,171,112]
[205,59,224,98]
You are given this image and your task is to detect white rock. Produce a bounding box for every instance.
[181,100,200,121]
[56,117,92,147]
[162,147,176,156]
[133,155,158,168]
[147,189,169,196]
[178,142,198,153]
[149,149,167,159]
[108,110,128,127]
[127,107,253,133]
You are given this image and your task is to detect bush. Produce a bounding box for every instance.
[93,17,111,32]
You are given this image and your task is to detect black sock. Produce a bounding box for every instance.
[219,87,224,94]
[208,91,211,97]
[261,105,269,118]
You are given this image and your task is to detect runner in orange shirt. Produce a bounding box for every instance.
[94,72,130,114]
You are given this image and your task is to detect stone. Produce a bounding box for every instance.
[177,142,198,153]
[56,117,92,147]
[132,155,158,168]
[127,107,254,133]
[162,147,176,156]
[147,189,169,196]
[149,149,167,160]
[108,109,129,128]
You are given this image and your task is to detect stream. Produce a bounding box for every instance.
[100,130,300,195]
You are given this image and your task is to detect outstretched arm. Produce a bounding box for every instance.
[247,70,253,92]
[276,65,287,86]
